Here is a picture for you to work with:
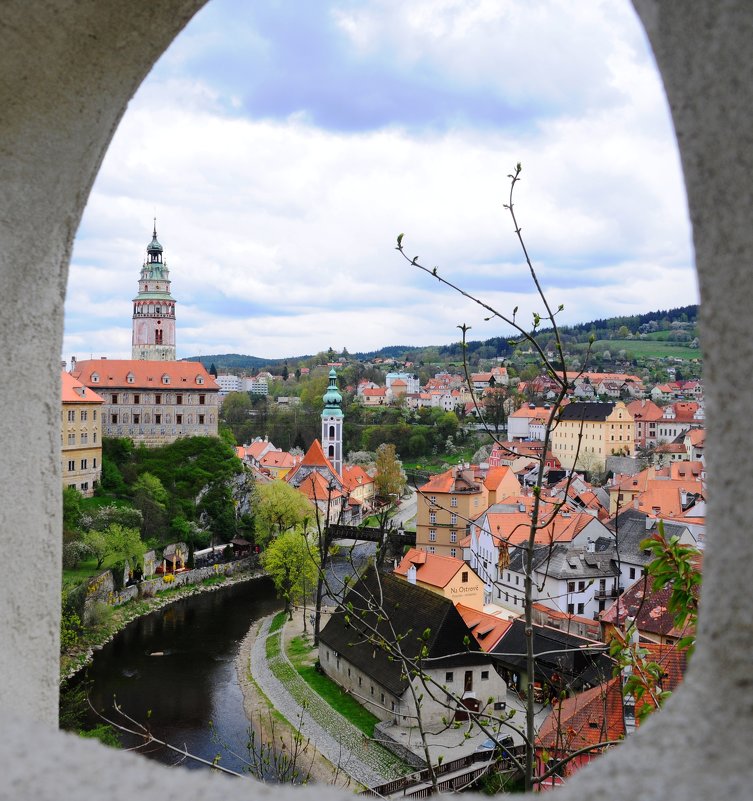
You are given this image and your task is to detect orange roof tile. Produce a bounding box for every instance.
[627,399,664,421]
[480,509,594,547]
[455,603,512,651]
[342,464,374,491]
[294,471,342,502]
[72,359,218,390]
[61,370,104,404]
[260,451,297,469]
[537,678,625,750]
[394,548,472,588]
[483,465,517,492]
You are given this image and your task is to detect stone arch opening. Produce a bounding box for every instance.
[1,3,751,800]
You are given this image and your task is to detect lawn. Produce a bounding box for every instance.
[62,553,125,588]
[587,339,701,360]
[287,634,380,738]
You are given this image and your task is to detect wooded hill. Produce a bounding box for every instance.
[185,304,699,372]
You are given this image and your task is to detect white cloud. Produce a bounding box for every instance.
[64,1,697,362]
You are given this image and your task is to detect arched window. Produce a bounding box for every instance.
[328,445,334,458]
[329,425,335,438]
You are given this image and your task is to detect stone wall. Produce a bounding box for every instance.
[81,557,256,621]
[606,455,641,477]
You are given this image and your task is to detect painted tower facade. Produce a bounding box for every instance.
[132,222,176,361]
[321,368,343,477]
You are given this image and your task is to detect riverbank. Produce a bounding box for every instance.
[236,615,357,788]
[60,567,267,683]
[239,607,412,788]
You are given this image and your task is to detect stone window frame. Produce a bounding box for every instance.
[1,7,748,801]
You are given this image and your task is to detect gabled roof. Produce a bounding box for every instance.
[455,604,512,651]
[61,370,104,404]
[260,450,297,469]
[475,507,597,548]
[300,438,331,468]
[600,570,700,640]
[341,464,374,491]
[558,402,618,422]
[607,509,687,565]
[71,359,218,390]
[492,619,610,690]
[627,398,664,421]
[508,543,619,581]
[319,570,486,697]
[395,548,473,589]
[537,677,624,750]
[294,471,343,502]
[483,465,518,492]
[538,643,686,750]
[419,466,483,495]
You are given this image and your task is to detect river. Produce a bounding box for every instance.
[70,576,281,775]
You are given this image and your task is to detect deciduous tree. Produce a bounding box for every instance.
[262,530,318,620]
[254,481,312,545]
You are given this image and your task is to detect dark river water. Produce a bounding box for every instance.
[71,577,281,774]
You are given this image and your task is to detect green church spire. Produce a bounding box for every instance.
[322,368,343,418]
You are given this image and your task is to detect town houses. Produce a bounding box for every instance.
[57,226,705,786]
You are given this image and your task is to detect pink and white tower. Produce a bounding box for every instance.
[131,221,177,361]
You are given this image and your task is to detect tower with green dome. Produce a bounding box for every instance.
[131,220,177,361]
[321,367,343,477]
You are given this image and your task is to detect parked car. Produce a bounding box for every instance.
[476,735,514,755]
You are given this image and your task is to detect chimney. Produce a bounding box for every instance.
[70,356,77,372]
[586,538,595,552]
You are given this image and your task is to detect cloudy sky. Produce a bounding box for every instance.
[63,0,697,362]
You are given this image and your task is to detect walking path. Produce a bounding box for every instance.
[248,611,408,788]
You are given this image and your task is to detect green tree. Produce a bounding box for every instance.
[483,387,508,434]
[254,481,312,545]
[374,443,407,502]
[299,375,329,412]
[132,472,168,541]
[262,530,318,620]
[81,523,145,570]
[62,486,83,539]
[220,391,254,444]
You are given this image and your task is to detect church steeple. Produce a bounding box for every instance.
[131,221,177,361]
[321,368,343,477]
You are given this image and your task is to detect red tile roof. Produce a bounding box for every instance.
[395,548,471,589]
[61,370,104,404]
[342,464,374,491]
[455,604,512,651]
[72,359,218,390]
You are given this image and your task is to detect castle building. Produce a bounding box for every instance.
[321,367,343,477]
[132,221,176,361]
[70,359,219,447]
[69,222,218,447]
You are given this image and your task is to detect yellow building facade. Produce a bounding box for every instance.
[551,401,634,471]
[416,466,489,558]
[70,359,219,448]
[61,371,104,497]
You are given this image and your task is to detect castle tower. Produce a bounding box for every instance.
[131,221,177,361]
[321,368,343,477]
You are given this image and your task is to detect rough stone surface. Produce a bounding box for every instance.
[1,1,752,799]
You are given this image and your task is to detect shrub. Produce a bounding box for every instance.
[62,540,91,570]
